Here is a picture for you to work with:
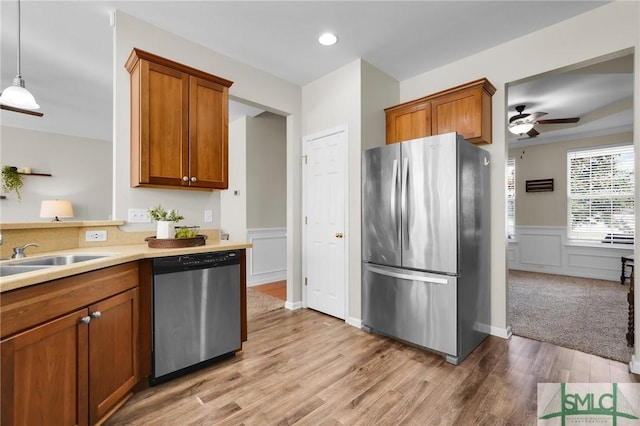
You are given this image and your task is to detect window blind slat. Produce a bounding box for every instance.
[568,145,634,243]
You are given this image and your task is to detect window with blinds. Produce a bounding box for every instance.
[567,145,634,243]
[507,158,515,239]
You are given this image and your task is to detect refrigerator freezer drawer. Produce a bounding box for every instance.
[362,263,457,356]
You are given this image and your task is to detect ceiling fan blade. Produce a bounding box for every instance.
[525,111,547,122]
[536,117,580,124]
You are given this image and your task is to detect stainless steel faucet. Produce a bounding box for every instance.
[11,243,39,259]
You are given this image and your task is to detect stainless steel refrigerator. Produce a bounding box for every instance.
[362,132,490,365]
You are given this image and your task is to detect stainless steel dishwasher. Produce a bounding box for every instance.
[150,250,240,385]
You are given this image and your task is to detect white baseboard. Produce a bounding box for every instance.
[347,316,362,329]
[490,325,512,339]
[285,300,303,310]
[247,271,286,287]
[629,355,640,375]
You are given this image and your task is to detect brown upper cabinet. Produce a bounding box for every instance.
[385,78,496,145]
[126,49,234,190]
[386,99,432,144]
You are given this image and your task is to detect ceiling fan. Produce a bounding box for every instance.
[508,104,579,138]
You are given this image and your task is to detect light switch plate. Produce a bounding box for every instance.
[204,210,213,223]
[128,208,152,223]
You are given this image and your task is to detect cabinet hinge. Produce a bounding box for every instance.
[305,216,307,225]
[303,155,308,164]
[305,277,308,286]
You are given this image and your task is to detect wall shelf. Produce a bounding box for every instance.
[18,172,52,177]
[1,172,52,200]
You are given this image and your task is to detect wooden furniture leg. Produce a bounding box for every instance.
[627,265,635,347]
[622,255,635,285]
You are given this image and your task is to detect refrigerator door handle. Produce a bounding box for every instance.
[401,157,409,250]
[366,265,449,285]
[391,159,399,246]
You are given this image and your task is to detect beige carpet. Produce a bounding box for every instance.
[247,287,284,320]
[508,270,633,363]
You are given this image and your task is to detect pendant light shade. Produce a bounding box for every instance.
[0,0,40,111]
[0,77,39,109]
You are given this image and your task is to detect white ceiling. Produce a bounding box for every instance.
[2,0,629,145]
[507,53,634,148]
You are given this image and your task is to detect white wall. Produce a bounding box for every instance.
[221,117,247,241]
[113,11,304,305]
[247,112,286,228]
[509,131,633,227]
[0,126,111,221]
[399,1,639,337]
[113,11,300,223]
[301,59,398,323]
[224,113,287,287]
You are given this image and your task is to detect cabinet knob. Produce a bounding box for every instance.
[191,176,197,182]
[91,311,102,319]
[335,232,343,238]
[183,176,189,182]
[80,316,91,325]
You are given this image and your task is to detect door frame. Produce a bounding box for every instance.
[301,124,349,320]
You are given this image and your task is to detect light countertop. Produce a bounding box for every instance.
[0,240,252,293]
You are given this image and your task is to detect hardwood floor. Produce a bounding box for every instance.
[252,280,286,300]
[105,308,639,425]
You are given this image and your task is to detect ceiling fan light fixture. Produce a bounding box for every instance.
[0,76,40,110]
[509,121,534,135]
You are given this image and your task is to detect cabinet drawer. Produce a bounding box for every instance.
[1,262,139,339]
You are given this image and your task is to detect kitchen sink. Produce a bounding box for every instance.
[0,264,53,277]
[8,254,107,266]
[1,254,109,277]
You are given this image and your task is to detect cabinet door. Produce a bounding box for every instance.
[431,87,491,144]
[189,76,229,189]
[385,101,431,144]
[139,60,189,187]
[1,309,89,426]
[88,288,139,425]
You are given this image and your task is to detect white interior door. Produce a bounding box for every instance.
[304,127,347,319]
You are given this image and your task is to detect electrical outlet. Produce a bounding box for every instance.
[128,208,152,223]
[204,210,213,223]
[86,230,107,242]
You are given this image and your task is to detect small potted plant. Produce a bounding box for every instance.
[2,165,24,202]
[148,205,185,239]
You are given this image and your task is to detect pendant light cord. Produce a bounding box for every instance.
[16,0,22,78]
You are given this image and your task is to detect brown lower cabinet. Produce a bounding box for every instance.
[1,252,247,425]
[1,263,139,426]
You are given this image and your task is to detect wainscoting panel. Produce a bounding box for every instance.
[247,228,286,286]
[508,226,632,281]
[519,232,562,267]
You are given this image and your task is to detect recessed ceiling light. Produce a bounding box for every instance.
[318,33,338,46]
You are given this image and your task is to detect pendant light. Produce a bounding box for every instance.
[0,0,40,111]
